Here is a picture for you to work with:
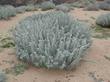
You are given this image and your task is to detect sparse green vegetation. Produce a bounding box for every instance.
[0,34,15,48]
[5,63,29,75]
[55,4,71,12]
[93,25,110,39]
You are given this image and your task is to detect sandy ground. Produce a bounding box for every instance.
[0,9,110,82]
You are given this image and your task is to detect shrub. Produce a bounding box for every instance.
[98,2,110,10]
[0,5,16,20]
[16,6,26,13]
[13,11,91,70]
[34,4,40,10]
[40,1,55,11]
[84,3,99,11]
[104,0,110,3]
[0,71,7,82]
[25,5,36,11]
[70,2,83,8]
[96,13,110,27]
[80,0,96,7]
[70,0,96,8]
[55,4,71,12]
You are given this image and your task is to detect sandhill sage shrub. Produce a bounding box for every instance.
[84,3,99,11]
[13,11,91,70]
[55,3,73,12]
[98,1,110,10]
[96,13,110,27]
[16,6,26,13]
[0,5,16,20]
[0,71,6,82]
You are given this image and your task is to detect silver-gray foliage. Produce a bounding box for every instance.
[13,11,91,70]
[0,5,16,20]
[40,1,55,11]
[98,1,110,10]
[55,4,70,12]
[0,71,6,82]
[16,6,26,13]
[96,13,110,27]
[84,3,99,11]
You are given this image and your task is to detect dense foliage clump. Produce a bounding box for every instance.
[25,5,36,11]
[70,0,96,8]
[55,4,71,12]
[98,1,110,10]
[96,13,110,27]
[13,11,91,70]
[40,1,55,11]
[0,5,16,20]
[0,71,7,82]
[16,6,26,13]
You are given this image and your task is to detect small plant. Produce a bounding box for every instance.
[25,5,36,11]
[96,13,110,27]
[98,1,110,10]
[0,5,16,20]
[40,1,55,11]
[13,11,91,70]
[55,4,70,12]
[93,25,110,39]
[5,63,28,75]
[0,71,7,82]
[16,6,26,13]
[84,3,99,11]
[12,63,29,75]
[0,34,15,48]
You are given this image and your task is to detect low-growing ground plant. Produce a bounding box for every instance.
[5,63,29,76]
[0,5,16,20]
[96,13,110,27]
[40,1,55,11]
[0,71,7,82]
[98,1,110,10]
[93,25,110,39]
[0,34,15,48]
[13,11,91,70]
